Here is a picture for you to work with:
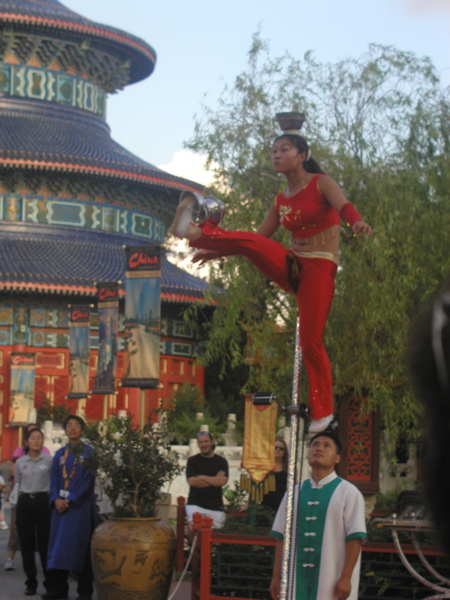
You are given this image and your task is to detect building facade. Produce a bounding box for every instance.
[0,0,213,458]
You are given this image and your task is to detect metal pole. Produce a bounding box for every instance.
[279,317,302,600]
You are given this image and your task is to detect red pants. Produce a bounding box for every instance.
[190,224,337,419]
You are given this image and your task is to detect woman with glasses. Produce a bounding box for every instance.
[261,440,289,514]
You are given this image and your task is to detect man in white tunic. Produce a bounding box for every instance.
[269,432,366,600]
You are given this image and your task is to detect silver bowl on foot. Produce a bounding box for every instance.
[178,191,225,227]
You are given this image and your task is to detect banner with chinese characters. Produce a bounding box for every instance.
[122,246,161,389]
[92,282,119,395]
[9,353,36,426]
[68,305,91,399]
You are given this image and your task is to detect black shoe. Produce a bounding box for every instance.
[25,588,37,596]
[77,595,92,600]
[41,594,68,600]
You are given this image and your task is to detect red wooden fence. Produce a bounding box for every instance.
[175,497,446,600]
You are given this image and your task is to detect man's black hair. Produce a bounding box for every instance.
[309,431,342,455]
[63,414,86,429]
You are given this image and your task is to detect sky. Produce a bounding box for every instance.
[64,0,450,186]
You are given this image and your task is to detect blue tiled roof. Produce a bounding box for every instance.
[0,98,203,194]
[0,0,156,83]
[0,235,218,301]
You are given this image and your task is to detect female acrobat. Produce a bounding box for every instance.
[169,113,372,433]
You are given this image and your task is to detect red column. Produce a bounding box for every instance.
[199,516,213,600]
[126,387,141,425]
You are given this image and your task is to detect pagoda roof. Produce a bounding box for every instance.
[0,97,203,196]
[0,233,218,303]
[0,0,155,83]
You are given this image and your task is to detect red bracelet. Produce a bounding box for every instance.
[340,203,362,226]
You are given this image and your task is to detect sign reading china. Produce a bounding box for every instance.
[123,246,161,389]
[11,354,35,366]
[9,353,36,426]
[127,249,160,271]
[70,308,90,323]
[98,285,120,302]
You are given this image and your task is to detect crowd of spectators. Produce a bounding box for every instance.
[1,416,96,600]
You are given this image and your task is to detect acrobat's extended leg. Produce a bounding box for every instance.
[190,223,293,292]
[190,223,336,426]
[295,256,337,422]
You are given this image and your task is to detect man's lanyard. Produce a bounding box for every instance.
[62,446,79,490]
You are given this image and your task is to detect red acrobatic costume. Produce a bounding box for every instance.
[190,174,362,420]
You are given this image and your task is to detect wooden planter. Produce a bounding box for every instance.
[91,517,176,600]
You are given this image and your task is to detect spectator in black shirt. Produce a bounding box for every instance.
[185,432,228,535]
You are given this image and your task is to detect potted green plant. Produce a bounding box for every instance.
[84,413,182,600]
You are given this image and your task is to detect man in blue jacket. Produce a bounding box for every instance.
[44,415,97,600]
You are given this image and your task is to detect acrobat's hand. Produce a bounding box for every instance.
[192,249,221,266]
[351,221,373,236]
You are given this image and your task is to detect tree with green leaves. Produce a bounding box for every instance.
[164,383,228,444]
[184,35,450,443]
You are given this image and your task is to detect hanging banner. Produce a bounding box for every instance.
[122,246,161,389]
[68,305,91,399]
[92,282,119,395]
[9,353,36,426]
[242,393,278,484]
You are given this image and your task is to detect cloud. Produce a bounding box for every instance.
[395,0,450,14]
[158,149,216,187]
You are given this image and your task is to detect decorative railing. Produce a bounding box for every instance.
[194,517,275,600]
[175,500,450,600]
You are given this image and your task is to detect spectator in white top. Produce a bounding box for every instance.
[15,427,53,596]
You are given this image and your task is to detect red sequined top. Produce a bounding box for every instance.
[275,174,340,239]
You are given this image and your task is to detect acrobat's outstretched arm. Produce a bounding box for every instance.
[319,175,373,237]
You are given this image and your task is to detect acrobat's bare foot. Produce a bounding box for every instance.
[168,192,202,240]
